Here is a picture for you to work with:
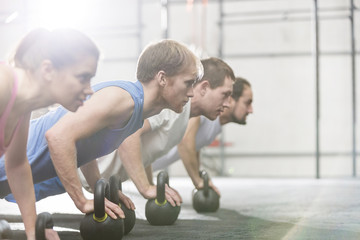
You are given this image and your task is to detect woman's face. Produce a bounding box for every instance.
[51,55,98,112]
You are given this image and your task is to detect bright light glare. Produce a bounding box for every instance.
[30,0,88,30]
[5,11,18,24]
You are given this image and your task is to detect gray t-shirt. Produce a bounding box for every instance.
[152,115,222,171]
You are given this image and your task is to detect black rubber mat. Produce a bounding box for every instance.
[2,206,360,240]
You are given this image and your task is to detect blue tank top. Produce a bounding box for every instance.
[0,80,144,196]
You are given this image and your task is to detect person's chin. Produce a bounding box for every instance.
[205,114,217,121]
[237,119,246,125]
[65,106,78,112]
[171,105,183,113]
[64,102,82,112]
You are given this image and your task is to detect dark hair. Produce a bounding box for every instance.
[11,28,100,71]
[198,57,235,89]
[136,39,202,83]
[232,77,251,101]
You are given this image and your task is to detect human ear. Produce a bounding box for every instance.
[199,80,210,96]
[157,70,167,87]
[40,60,55,82]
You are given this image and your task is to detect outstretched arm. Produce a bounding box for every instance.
[6,113,38,240]
[178,116,221,196]
[118,120,182,206]
[80,159,101,192]
[46,87,133,219]
[6,114,59,240]
[145,165,154,185]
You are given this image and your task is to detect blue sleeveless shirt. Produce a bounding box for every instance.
[0,80,144,197]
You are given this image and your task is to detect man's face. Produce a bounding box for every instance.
[202,76,233,120]
[163,71,196,113]
[230,85,253,124]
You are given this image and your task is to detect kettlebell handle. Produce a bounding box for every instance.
[199,170,209,197]
[109,175,121,205]
[94,178,110,220]
[156,171,169,204]
[35,212,54,240]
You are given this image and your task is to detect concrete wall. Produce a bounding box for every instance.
[1,0,359,178]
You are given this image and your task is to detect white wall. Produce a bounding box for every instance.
[1,0,359,178]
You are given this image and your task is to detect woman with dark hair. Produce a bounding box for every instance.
[0,28,100,240]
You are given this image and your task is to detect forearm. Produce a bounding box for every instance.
[119,119,182,205]
[5,115,36,239]
[145,165,154,185]
[178,145,202,188]
[118,137,151,197]
[80,159,101,192]
[6,158,36,238]
[46,131,87,210]
[178,116,202,188]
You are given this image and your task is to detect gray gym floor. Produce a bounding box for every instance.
[1,177,360,239]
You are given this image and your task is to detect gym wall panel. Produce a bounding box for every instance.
[1,0,359,178]
[223,57,316,153]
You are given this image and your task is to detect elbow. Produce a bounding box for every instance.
[178,142,190,152]
[45,129,55,146]
[45,128,63,148]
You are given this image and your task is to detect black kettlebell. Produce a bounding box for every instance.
[0,219,13,239]
[109,175,136,235]
[145,171,180,225]
[80,178,124,240]
[35,212,55,240]
[192,170,220,212]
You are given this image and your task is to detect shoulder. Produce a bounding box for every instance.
[147,109,172,130]
[184,116,201,135]
[85,86,134,120]
[199,115,209,124]
[0,65,15,113]
[0,65,14,89]
[199,115,220,129]
[92,80,143,96]
[83,85,136,128]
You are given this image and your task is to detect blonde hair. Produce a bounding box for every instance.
[136,39,202,83]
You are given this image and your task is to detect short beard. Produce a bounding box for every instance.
[231,114,246,125]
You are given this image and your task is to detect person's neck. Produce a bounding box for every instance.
[14,70,54,115]
[189,95,202,118]
[141,81,167,119]
[219,113,231,125]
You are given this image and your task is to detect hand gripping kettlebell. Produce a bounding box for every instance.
[0,219,13,239]
[80,178,124,240]
[109,174,136,235]
[145,171,180,225]
[192,170,220,212]
[35,212,55,240]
